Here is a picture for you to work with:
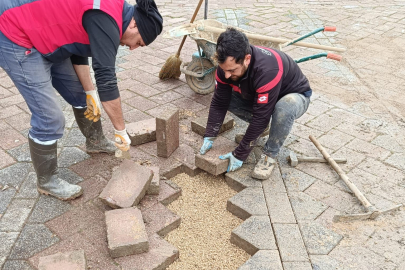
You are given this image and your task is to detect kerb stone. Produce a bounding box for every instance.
[38,250,86,270]
[156,108,179,158]
[99,160,153,208]
[191,115,234,136]
[106,208,149,258]
[127,118,156,146]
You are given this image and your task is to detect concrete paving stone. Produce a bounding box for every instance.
[283,261,312,270]
[2,260,36,270]
[58,168,84,185]
[146,166,160,195]
[0,105,23,119]
[306,114,345,133]
[142,202,181,237]
[385,153,405,171]
[71,175,108,206]
[327,109,366,125]
[0,149,15,169]
[294,160,340,185]
[125,95,158,111]
[171,97,207,113]
[262,163,287,194]
[231,216,277,255]
[57,147,90,168]
[115,233,178,270]
[306,99,334,116]
[69,151,122,179]
[15,172,39,199]
[123,108,152,123]
[195,136,237,175]
[0,128,27,150]
[273,223,309,262]
[146,103,178,118]
[287,138,333,160]
[38,250,86,270]
[225,164,262,192]
[99,159,153,208]
[127,118,156,146]
[371,134,404,153]
[0,162,33,188]
[9,224,59,259]
[158,180,181,206]
[28,195,72,223]
[0,187,16,215]
[289,192,328,221]
[151,90,183,105]
[279,167,317,192]
[357,157,405,186]
[0,232,19,262]
[332,146,366,173]
[345,138,391,160]
[266,192,296,224]
[156,108,179,158]
[106,208,148,258]
[310,255,351,270]
[317,129,355,151]
[0,199,36,232]
[238,250,283,270]
[170,144,196,171]
[7,143,31,162]
[61,128,85,147]
[291,123,325,140]
[191,115,234,137]
[227,187,268,220]
[300,222,343,255]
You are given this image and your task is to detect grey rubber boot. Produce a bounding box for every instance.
[29,138,83,200]
[73,107,116,154]
[235,125,270,144]
[251,154,276,180]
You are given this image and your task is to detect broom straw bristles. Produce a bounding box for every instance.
[159,54,182,80]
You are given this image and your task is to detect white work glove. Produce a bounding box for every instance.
[114,128,131,152]
[84,90,102,122]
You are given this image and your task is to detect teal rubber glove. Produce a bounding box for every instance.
[219,152,243,172]
[200,137,216,155]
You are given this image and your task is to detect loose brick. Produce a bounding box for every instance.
[195,136,237,175]
[38,250,86,270]
[146,166,160,195]
[99,160,153,208]
[156,108,179,158]
[106,208,149,258]
[191,115,234,136]
[127,118,156,146]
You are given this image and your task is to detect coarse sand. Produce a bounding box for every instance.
[165,172,250,270]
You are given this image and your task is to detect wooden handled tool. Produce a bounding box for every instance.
[287,151,346,167]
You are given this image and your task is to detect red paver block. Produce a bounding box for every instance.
[146,166,160,195]
[38,250,86,270]
[158,180,181,206]
[191,115,234,136]
[195,136,238,175]
[127,118,156,146]
[106,208,149,258]
[142,202,181,237]
[156,108,179,158]
[99,160,153,208]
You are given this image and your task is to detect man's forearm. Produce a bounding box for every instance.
[73,64,94,91]
[102,98,125,131]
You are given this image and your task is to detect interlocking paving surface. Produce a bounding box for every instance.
[0,0,405,269]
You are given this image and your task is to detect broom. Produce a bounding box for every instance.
[159,0,205,80]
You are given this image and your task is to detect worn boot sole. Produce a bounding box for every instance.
[37,187,83,201]
[251,164,275,180]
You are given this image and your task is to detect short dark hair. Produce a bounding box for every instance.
[215,28,251,64]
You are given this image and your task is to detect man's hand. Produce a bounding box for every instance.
[219,152,243,172]
[85,90,102,122]
[114,128,131,152]
[199,137,216,155]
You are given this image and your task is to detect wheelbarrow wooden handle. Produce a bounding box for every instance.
[201,25,346,53]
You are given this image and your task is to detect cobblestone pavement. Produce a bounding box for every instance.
[1,0,404,269]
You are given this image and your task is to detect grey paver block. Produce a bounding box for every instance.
[195,136,237,175]
[227,187,268,220]
[58,168,84,184]
[225,164,262,192]
[9,224,59,259]
[99,159,153,208]
[231,216,277,255]
[62,128,86,147]
[0,162,33,187]
[300,222,343,255]
[238,250,283,270]
[385,153,405,171]
[2,260,36,270]
[0,232,19,260]
[7,143,31,162]
[191,115,234,136]
[280,167,317,192]
[142,202,181,237]
[262,164,287,194]
[266,192,296,224]
[283,261,313,270]
[0,188,16,214]
[127,118,156,146]
[28,195,72,223]
[57,147,90,168]
[15,172,39,198]
[0,199,36,232]
[310,255,351,270]
[146,166,160,195]
[156,108,179,158]
[106,208,148,258]
[273,223,309,262]
[38,250,86,270]
[289,192,328,221]
[371,135,404,152]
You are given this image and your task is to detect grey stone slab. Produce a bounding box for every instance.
[9,224,59,259]
[62,128,86,147]
[231,216,277,255]
[310,255,351,270]
[191,115,234,136]
[300,222,343,255]
[7,143,31,162]
[262,164,287,194]
[385,153,405,171]
[225,164,262,192]
[0,162,33,187]
[3,260,36,270]
[266,193,296,224]
[280,167,317,192]
[289,192,328,221]
[57,147,90,168]
[0,199,36,232]
[283,262,312,270]
[0,188,16,214]
[273,224,309,262]
[0,232,19,259]
[58,168,84,184]
[28,195,72,223]
[15,173,39,199]
[227,187,268,220]
[238,250,283,270]
[371,135,404,153]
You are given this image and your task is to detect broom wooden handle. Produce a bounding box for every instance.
[176,0,205,57]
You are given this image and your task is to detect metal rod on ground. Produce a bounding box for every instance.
[204,0,208,20]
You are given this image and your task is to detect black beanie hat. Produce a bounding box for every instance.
[133,0,163,46]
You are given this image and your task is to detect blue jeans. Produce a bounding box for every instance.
[0,32,86,141]
[229,91,310,157]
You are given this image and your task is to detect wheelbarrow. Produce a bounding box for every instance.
[165,19,345,95]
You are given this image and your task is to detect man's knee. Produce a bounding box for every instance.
[30,109,65,141]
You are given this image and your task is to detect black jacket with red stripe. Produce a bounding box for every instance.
[205,45,311,161]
